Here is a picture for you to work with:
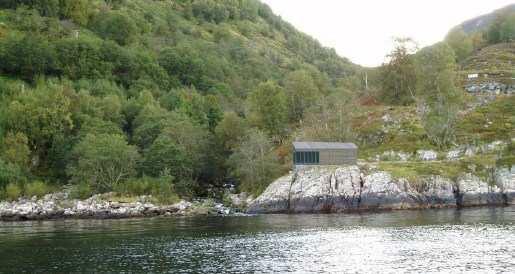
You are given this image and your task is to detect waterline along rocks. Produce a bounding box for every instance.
[248,165,515,214]
[0,192,234,221]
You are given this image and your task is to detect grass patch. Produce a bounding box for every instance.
[69,183,94,200]
[378,155,498,182]
[379,162,463,181]
[4,183,22,201]
[24,181,53,198]
[114,177,180,205]
[456,96,515,144]
[496,140,515,168]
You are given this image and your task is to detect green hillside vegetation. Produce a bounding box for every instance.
[444,5,514,86]
[0,1,513,201]
[458,42,514,87]
[0,0,363,199]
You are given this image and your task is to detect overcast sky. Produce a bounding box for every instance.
[260,0,514,67]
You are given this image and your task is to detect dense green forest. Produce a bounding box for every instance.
[0,0,362,200]
[0,1,513,202]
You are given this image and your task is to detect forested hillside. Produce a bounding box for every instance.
[0,0,363,200]
[0,1,513,203]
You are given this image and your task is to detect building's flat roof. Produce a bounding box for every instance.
[293,141,357,150]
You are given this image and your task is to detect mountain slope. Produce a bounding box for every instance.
[460,3,515,34]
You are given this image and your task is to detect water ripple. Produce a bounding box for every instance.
[0,207,514,273]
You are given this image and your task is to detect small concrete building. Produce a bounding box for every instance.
[293,142,358,167]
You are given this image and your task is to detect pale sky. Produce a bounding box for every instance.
[261,0,514,67]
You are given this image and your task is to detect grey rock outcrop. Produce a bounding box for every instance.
[465,81,514,95]
[456,174,504,206]
[495,166,515,204]
[0,192,236,221]
[248,165,515,214]
[417,150,438,161]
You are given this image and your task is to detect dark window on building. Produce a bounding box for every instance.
[294,151,319,164]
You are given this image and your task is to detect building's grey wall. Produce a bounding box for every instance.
[296,148,357,165]
[319,149,356,165]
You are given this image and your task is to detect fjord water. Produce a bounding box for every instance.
[1,207,514,273]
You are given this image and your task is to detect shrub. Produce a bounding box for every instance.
[24,181,52,198]
[115,177,153,196]
[67,134,140,192]
[115,176,180,205]
[69,183,93,200]
[0,159,25,189]
[5,183,22,201]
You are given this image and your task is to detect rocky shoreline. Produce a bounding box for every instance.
[248,165,515,214]
[0,192,235,221]
[2,165,514,220]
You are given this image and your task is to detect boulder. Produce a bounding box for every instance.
[228,192,254,208]
[446,149,462,160]
[417,150,438,161]
[380,151,411,161]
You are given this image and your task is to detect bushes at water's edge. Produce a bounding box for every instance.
[0,181,53,201]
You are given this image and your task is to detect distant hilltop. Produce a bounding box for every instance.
[460,4,515,34]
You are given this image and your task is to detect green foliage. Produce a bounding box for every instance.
[91,11,139,46]
[4,82,73,173]
[456,96,515,144]
[298,93,356,142]
[141,132,192,179]
[415,42,462,148]
[379,38,418,105]
[0,34,58,81]
[247,81,288,139]
[24,180,52,198]
[69,183,93,200]
[487,10,515,44]
[1,131,30,169]
[4,182,22,201]
[445,27,473,62]
[114,175,180,204]
[0,159,25,189]
[284,70,321,123]
[228,129,281,195]
[68,134,140,192]
[496,141,515,168]
[54,37,112,80]
[0,0,363,200]
[215,111,248,152]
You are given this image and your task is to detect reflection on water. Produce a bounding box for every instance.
[1,207,514,273]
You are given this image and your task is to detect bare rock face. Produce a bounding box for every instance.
[289,166,361,212]
[248,165,514,214]
[495,166,515,204]
[359,172,415,210]
[415,176,457,208]
[247,174,293,213]
[248,166,457,214]
[456,174,504,206]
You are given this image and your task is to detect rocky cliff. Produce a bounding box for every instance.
[248,165,515,213]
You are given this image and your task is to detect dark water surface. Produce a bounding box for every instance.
[1,207,514,273]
